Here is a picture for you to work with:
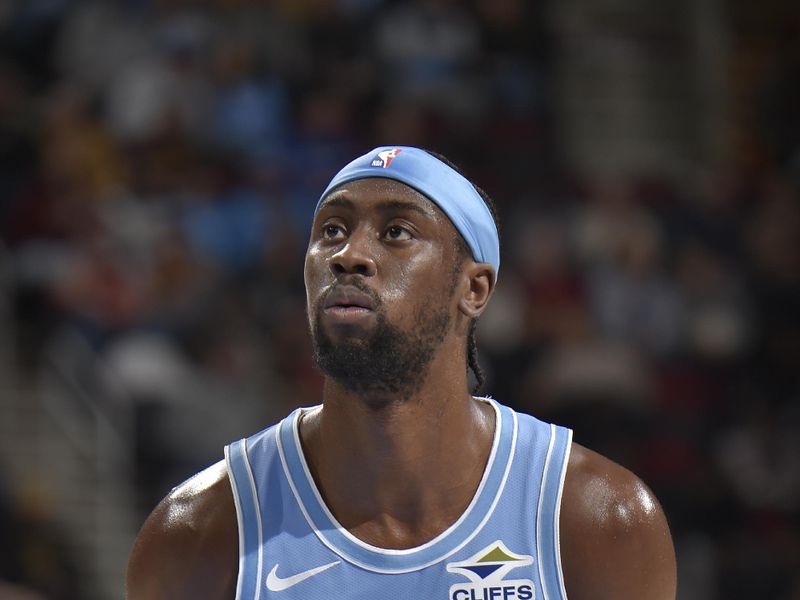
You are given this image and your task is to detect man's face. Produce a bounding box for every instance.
[304,178,465,401]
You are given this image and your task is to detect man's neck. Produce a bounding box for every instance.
[299,365,495,550]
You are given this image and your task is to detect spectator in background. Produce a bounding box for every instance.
[0,475,80,599]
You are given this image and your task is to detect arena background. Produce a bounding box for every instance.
[0,0,798,598]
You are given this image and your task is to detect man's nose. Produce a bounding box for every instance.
[330,230,377,277]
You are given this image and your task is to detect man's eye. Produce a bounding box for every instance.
[385,225,412,241]
[323,224,345,239]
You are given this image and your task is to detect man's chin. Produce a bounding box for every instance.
[317,324,375,349]
[311,304,450,401]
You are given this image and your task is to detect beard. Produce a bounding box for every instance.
[311,281,451,405]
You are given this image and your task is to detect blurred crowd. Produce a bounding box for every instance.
[0,0,798,598]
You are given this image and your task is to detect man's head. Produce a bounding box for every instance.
[304,147,499,404]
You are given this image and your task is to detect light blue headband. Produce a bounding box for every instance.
[317,146,500,279]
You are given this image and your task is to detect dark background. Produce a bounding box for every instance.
[0,0,798,598]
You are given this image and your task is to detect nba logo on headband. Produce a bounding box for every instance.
[371,148,402,168]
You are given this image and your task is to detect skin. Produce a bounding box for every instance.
[127,178,676,599]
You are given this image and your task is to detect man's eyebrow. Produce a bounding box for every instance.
[317,195,355,212]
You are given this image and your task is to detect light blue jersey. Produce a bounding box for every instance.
[225,399,572,600]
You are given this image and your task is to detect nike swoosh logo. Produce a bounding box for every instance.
[266,560,341,591]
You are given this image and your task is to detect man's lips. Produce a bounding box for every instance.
[322,286,377,311]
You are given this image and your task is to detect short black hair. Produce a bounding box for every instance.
[423,150,500,395]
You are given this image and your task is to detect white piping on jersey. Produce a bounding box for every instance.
[535,424,573,600]
[225,447,246,600]
[276,397,519,574]
[536,424,557,599]
[242,441,265,600]
[554,429,573,599]
[225,445,248,600]
[292,399,501,556]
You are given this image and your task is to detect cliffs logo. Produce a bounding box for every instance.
[370,148,402,168]
[446,541,535,600]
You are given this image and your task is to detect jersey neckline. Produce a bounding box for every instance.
[275,398,518,573]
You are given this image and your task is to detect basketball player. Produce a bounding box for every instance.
[127,147,676,599]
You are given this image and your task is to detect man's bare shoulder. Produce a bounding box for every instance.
[126,460,238,600]
[559,443,677,600]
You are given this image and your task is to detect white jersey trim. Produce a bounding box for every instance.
[536,425,557,597]
[227,439,266,600]
[535,424,572,600]
[225,444,247,600]
[242,440,265,600]
[555,428,573,599]
[276,398,519,574]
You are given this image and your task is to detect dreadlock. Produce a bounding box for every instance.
[423,150,501,395]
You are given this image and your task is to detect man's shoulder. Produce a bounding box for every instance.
[562,443,662,536]
[126,460,239,600]
[157,459,237,535]
[558,443,677,600]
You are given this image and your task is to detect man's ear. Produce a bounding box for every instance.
[458,263,495,318]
